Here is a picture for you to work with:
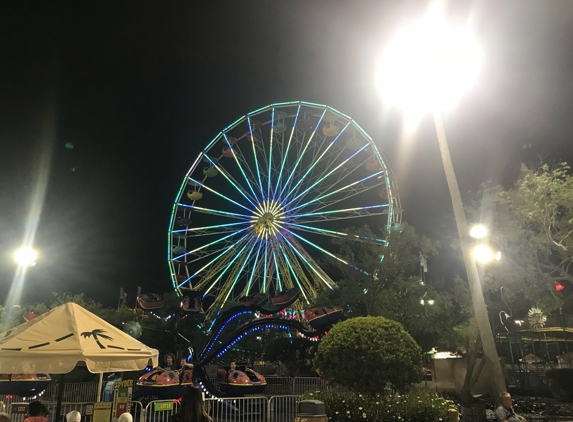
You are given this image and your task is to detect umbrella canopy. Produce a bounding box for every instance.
[0,302,159,374]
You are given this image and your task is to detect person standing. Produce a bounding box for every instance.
[495,393,526,422]
[171,386,211,422]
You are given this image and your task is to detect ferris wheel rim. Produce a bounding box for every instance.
[168,101,401,318]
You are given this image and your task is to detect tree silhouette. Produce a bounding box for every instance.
[81,329,113,349]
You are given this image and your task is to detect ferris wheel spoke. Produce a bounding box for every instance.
[267,109,276,199]
[276,108,327,201]
[172,226,251,261]
[188,177,255,214]
[269,238,295,290]
[283,143,371,209]
[220,133,261,200]
[282,228,371,277]
[289,170,385,213]
[271,243,283,292]
[176,232,251,266]
[196,234,255,293]
[283,222,388,245]
[244,237,265,296]
[277,231,337,291]
[246,117,267,198]
[281,121,352,205]
[296,181,386,217]
[273,104,301,200]
[311,153,386,204]
[261,237,270,294]
[306,155,380,203]
[209,236,260,314]
[177,203,252,221]
[174,221,251,237]
[203,152,259,207]
[289,204,389,224]
[274,236,313,304]
[174,231,253,288]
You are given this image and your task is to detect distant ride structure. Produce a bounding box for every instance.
[168,101,401,320]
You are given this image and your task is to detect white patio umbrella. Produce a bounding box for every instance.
[0,302,159,421]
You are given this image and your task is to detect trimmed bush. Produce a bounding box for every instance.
[302,389,454,422]
[313,316,423,392]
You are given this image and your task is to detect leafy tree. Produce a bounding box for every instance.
[318,223,438,316]
[313,316,423,393]
[467,163,573,320]
[317,223,472,350]
[375,275,472,351]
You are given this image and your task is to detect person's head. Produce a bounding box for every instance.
[66,410,81,422]
[117,413,133,422]
[230,362,236,370]
[181,358,187,366]
[500,392,513,409]
[28,401,48,417]
[165,353,176,366]
[0,412,10,422]
[179,386,210,422]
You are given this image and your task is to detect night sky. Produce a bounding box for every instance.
[1,1,573,308]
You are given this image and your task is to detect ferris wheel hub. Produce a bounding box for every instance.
[251,200,284,238]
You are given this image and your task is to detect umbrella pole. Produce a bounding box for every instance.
[55,373,66,422]
[96,373,104,402]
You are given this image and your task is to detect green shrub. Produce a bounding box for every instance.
[313,316,423,393]
[302,389,454,422]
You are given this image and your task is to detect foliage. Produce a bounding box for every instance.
[318,224,438,316]
[467,162,573,321]
[317,223,472,351]
[263,336,315,376]
[302,389,455,422]
[313,316,423,392]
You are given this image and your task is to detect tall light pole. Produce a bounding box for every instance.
[378,2,507,399]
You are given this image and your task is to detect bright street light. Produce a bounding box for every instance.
[378,2,481,121]
[470,224,488,239]
[473,245,493,263]
[378,1,506,400]
[14,247,38,267]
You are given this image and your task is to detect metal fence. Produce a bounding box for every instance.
[292,377,328,395]
[0,377,326,407]
[268,395,299,422]
[142,397,298,422]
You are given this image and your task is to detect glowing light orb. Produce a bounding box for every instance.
[14,247,38,267]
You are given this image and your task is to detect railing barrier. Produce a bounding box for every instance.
[268,395,300,422]
[205,396,268,422]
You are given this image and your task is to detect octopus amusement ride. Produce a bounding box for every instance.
[1,102,401,401]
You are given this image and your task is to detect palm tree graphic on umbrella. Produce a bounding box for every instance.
[81,329,114,349]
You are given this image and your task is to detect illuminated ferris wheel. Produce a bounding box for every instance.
[168,101,401,319]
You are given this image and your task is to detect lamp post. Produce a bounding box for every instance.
[378,3,507,399]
